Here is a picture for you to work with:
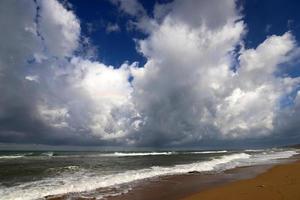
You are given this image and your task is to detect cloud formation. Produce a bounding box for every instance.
[0,0,299,147]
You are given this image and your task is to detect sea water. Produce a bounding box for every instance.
[0,148,298,200]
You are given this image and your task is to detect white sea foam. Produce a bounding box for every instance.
[0,150,297,200]
[0,152,34,159]
[0,155,24,159]
[110,152,174,156]
[41,152,54,157]
[251,150,297,163]
[244,149,264,152]
[87,152,175,157]
[190,150,228,154]
[98,151,227,157]
[1,151,228,159]
[46,165,81,173]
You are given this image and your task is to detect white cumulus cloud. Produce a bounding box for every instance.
[0,0,299,147]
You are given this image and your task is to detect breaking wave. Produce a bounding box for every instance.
[0,150,297,200]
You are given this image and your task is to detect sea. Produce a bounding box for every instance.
[0,148,298,200]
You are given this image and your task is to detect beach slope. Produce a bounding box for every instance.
[183,160,300,200]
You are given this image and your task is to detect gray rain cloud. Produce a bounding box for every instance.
[0,0,300,148]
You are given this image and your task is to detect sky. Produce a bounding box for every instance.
[0,0,300,149]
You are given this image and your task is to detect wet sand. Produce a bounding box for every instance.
[183,159,300,200]
[45,164,272,200]
[108,165,272,200]
[45,158,299,200]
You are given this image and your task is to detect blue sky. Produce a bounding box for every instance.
[66,0,300,67]
[0,0,300,148]
[67,0,148,66]
[69,0,300,110]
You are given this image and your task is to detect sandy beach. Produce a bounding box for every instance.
[107,164,272,200]
[45,163,273,200]
[44,157,300,200]
[183,159,300,200]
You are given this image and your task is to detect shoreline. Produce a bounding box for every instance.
[107,164,274,200]
[183,157,300,200]
[45,155,299,200]
[45,164,274,200]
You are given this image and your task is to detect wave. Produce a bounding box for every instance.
[190,150,228,154]
[0,150,229,159]
[0,151,174,159]
[244,149,264,152]
[108,152,174,157]
[0,152,55,159]
[97,151,227,157]
[251,150,297,163]
[41,152,54,157]
[0,155,24,159]
[0,152,33,159]
[2,150,297,200]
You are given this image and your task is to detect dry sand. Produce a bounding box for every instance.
[45,165,271,200]
[45,159,300,200]
[183,160,300,200]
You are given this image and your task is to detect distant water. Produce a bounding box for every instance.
[0,148,298,200]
